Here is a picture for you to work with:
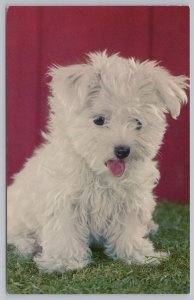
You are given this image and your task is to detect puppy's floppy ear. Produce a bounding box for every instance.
[48,64,99,111]
[153,65,189,119]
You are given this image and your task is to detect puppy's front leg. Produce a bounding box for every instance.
[105,211,167,265]
[34,214,91,273]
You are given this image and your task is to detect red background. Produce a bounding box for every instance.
[7,6,190,203]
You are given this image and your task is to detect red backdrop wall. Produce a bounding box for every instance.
[7,6,190,203]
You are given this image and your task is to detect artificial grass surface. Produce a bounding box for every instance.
[7,202,190,294]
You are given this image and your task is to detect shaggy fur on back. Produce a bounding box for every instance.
[7,51,188,272]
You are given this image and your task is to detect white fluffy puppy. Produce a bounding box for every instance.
[7,51,188,273]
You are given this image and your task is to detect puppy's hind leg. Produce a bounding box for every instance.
[7,187,40,258]
[11,235,40,259]
[7,216,40,259]
[147,220,159,235]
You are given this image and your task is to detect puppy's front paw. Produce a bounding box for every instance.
[145,251,169,265]
[123,251,169,265]
[132,249,169,265]
[34,253,91,273]
[106,236,169,266]
[132,238,169,265]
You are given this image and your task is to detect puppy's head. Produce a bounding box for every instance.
[48,51,188,177]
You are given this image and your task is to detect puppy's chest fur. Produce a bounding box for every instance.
[72,176,141,238]
[88,185,125,235]
[71,161,158,238]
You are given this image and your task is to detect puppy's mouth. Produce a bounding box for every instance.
[105,159,126,177]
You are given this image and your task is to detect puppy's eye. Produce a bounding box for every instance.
[135,119,142,130]
[93,116,105,126]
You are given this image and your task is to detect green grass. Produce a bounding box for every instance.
[7,202,190,294]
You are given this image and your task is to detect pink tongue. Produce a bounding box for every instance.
[107,159,126,177]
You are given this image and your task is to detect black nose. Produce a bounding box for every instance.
[114,146,130,159]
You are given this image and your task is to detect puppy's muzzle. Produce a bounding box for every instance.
[114,146,130,159]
